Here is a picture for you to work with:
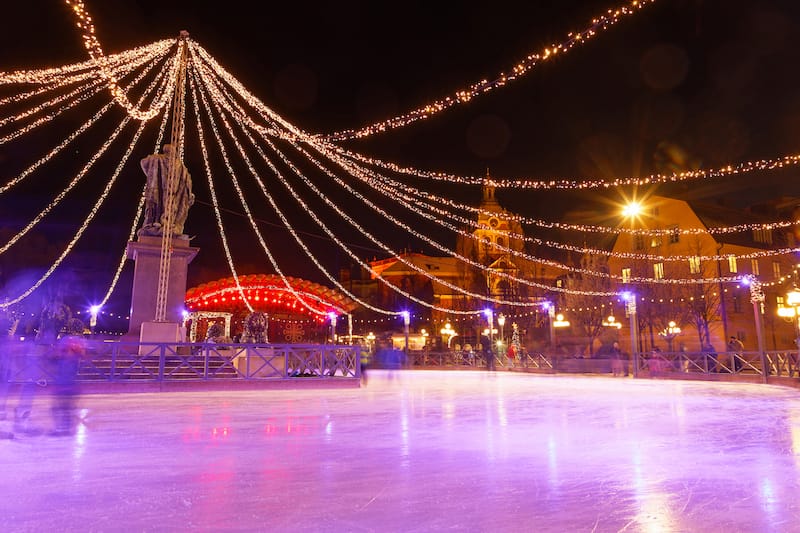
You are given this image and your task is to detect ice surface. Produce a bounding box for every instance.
[2,370,800,532]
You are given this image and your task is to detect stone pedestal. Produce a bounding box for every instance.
[125,234,199,340]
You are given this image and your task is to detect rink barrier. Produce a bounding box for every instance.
[406,348,799,383]
[1,341,361,384]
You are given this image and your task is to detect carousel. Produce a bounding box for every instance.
[184,274,359,343]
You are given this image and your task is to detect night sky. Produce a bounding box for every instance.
[2,0,800,312]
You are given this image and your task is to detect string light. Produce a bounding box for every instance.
[321,0,656,140]
[344,160,800,264]
[64,0,176,121]
[335,152,800,237]
[0,39,173,85]
[1,53,173,195]
[332,144,800,193]
[0,59,174,255]
[0,61,174,308]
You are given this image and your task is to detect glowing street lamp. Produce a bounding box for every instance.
[483,309,495,370]
[497,313,506,356]
[440,322,458,347]
[328,312,337,344]
[602,315,622,329]
[401,311,410,356]
[658,320,681,352]
[622,291,639,377]
[779,287,800,360]
[89,304,101,336]
[366,331,376,353]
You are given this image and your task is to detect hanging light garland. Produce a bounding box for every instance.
[190,62,406,316]
[321,0,656,141]
[64,0,177,121]
[345,159,800,264]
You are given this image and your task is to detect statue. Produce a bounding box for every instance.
[140,144,194,236]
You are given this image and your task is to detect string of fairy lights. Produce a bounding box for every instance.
[334,157,800,265]
[321,0,657,141]
[64,0,176,121]
[1,1,799,326]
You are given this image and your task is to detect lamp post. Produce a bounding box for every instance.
[778,287,800,370]
[497,313,506,358]
[623,292,639,377]
[366,331,376,354]
[401,311,410,358]
[659,321,681,353]
[743,276,767,383]
[440,322,457,348]
[327,312,337,344]
[89,305,101,337]
[483,309,495,370]
[545,302,556,355]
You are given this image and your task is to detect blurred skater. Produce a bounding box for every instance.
[49,319,86,436]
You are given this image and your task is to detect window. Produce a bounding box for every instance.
[650,235,662,248]
[668,225,680,244]
[622,268,631,284]
[733,294,743,313]
[689,256,701,274]
[496,236,505,248]
[777,295,786,310]
[773,261,781,279]
[728,256,737,274]
[753,228,773,244]
[751,259,760,276]
[634,235,645,251]
[654,263,664,280]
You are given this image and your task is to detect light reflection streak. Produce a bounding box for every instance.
[71,407,89,482]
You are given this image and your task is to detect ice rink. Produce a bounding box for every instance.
[2,370,800,532]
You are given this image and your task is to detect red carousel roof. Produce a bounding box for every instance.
[185,274,359,318]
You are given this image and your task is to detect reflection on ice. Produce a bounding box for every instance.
[2,370,800,531]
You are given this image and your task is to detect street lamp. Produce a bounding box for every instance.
[401,311,410,357]
[778,288,800,360]
[440,322,457,347]
[366,331,376,354]
[327,312,337,344]
[89,304,101,337]
[497,313,506,357]
[622,291,639,377]
[483,308,495,370]
[658,321,681,353]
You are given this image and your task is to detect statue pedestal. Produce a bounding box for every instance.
[126,234,199,342]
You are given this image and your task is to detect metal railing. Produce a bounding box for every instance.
[405,347,799,383]
[1,341,361,384]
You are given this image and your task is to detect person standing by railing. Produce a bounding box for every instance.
[727,336,744,373]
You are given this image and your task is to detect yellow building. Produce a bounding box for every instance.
[605,195,797,353]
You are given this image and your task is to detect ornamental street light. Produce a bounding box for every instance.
[497,313,506,357]
[658,321,681,352]
[622,291,639,377]
[401,311,410,357]
[440,322,458,347]
[778,287,800,361]
[328,312,337,344]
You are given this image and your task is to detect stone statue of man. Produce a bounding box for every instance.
[140,144,194,236]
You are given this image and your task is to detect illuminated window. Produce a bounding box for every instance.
[654,263,664,280]
[689,256,701,274]
[753,228,773,244]
[622,268,631,283]
[773,261,781,279]
[668,225,680,244]
[777,295,786,310]
[728,256,737,273]
[650,235,662,248]
[751,259,760,276]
